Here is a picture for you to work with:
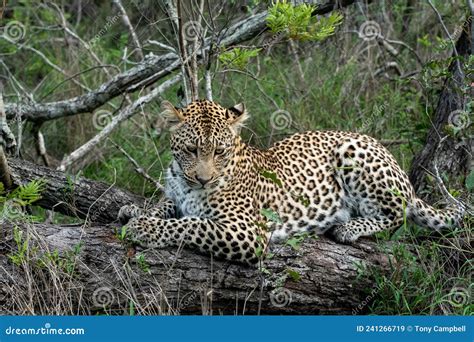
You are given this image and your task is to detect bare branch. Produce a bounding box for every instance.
[4,2,359,122]
[58,74,181,171]
[0,90,13,189]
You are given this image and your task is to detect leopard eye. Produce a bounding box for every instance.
[186,145,198,154]
[215,147,225,155]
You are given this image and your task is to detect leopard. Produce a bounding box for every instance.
[118,99,464,265]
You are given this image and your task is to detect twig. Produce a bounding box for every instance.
[1,35,91,92]
[31,124,50,167]
[165,0,191,104]
[177,0,197,102]
[49,2,114,79]
[147,40,176,53]
[4,3,358,121]
[0,89,13,189]
[189,0,205,101]
[108,139,164,191]
[427,0,462,77]
[113,0,144,60]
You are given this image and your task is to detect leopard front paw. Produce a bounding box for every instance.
[330,226,359,244]
[124,216,167,248]
[117,204,142,224]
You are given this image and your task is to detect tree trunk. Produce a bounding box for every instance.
[409,18,473,195]
[8,158,146,223]
[0,222,392,315]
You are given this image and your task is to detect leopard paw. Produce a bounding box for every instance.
[124,216,167,248]
[117,204,142,224]
[330,226,359,244]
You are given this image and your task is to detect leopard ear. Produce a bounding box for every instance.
[228,103,249,133]
[161,100,185,125]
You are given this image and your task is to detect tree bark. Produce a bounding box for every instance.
[0,221,392,315]
[409,18,473,194]
[8,158,146,223]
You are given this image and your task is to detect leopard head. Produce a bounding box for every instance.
[162,99,248,189]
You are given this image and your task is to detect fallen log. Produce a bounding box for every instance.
[0,221,392,315]
[8,158,146,223]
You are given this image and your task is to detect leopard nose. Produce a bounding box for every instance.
[196,175,212,185]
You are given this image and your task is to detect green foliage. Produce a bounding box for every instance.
[260,170,283,187]
[286,268,301,281]
[363,220,473,315]
[219,47,261,70]
[0,179,45,206]
[285,231,314,250]
[37,243,82,275]
[136,253,150,274]
[466,170,474,192]
[116,226,128,242]
[260,207,282,224]
[0,180,45,223]
[128,300,136,316]
[8,226,29,266]
[266,0,343,41]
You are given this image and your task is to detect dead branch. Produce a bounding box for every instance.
[4,1,360,122]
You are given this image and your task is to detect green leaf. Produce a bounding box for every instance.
[296,194,310,207]
[286,268,301,281]
[260,170,283,187]
[285,237,301,250]
[466,170,474,192]
[218,47,261,70]
[260,208,282,224]
[266,1,343,42]
[129,300,135,316]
